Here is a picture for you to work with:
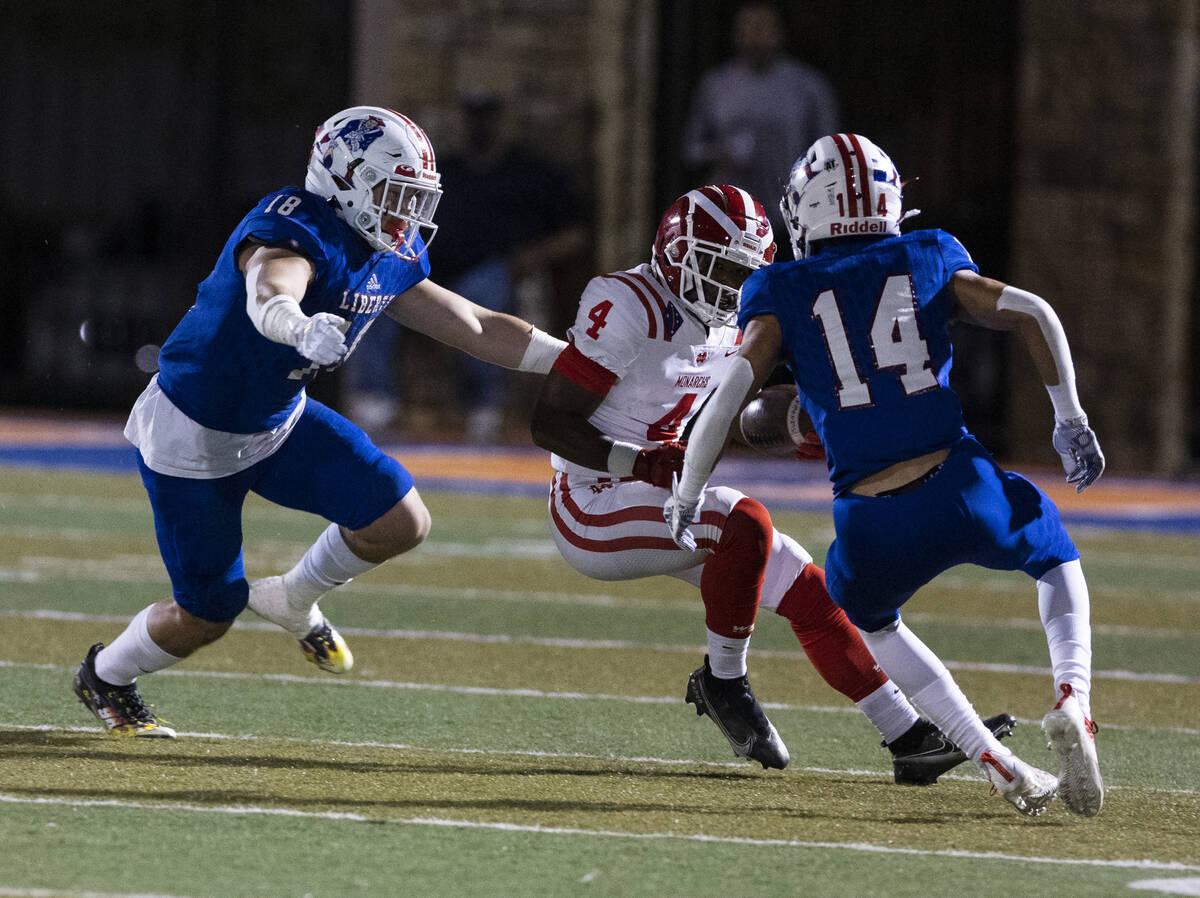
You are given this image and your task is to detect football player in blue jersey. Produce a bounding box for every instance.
[665,134,1105,818]
[72,106,566,739]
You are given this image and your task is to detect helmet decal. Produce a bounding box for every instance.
[337,116,387,154]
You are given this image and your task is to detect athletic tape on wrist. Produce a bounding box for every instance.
[518,327,568,374]
[606,440,641,476]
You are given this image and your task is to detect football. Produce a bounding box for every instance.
[738,384,813,457]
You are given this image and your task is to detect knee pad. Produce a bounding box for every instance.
[717,498,773,558]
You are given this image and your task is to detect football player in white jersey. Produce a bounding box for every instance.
[531,185,1012,777]
[71,107,566,738]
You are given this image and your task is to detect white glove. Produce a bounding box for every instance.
[664,472,703,551]
[292,312,350,366]
[1052,416,1105,492]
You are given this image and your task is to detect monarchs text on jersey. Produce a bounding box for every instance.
[738,230,979,493]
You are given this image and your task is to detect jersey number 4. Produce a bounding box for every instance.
[811,274,937,409]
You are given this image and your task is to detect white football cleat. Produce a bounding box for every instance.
[1042,683,1103,817]
[979,749,1058,817]
[247,576,354,674]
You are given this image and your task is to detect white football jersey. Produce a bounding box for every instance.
[552,263,743,476]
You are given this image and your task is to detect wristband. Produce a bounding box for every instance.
[606,440,641,476]
[518,327,568,374]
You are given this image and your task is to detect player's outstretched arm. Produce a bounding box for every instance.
[951,271,1104,491]
[386,278,564,374]
[240,244,349,366]
[665,316,783,547]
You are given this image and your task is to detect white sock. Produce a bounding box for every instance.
[907,678,1004,762]
[858,618,1002,762]
[706,629,750,678]
[282,523,378,610]
[1038,559,1094,719]
[94,605,182,686]
[856,681,922,744]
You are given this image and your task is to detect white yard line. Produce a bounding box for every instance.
[4,607,1199,686]
[3,660,1198,739]
[1,793,1197,874]
[4,720,1196,793]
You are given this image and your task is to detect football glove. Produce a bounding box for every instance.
[664,472,702,551]
[1052,416,1104,492]
[294,313,351,366]
[632,441,686,489]
[794,431,826,462]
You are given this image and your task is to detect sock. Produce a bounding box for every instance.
[859,618,1002,762]
[282,523,379,611]
[94,605,183,686]
[699,498,772,638]
[1037,559,1093,719]
[706,629,750,678]
[856,681,922,745]
[775,564,890,701]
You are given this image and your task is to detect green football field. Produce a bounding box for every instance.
[1,464,1197,897]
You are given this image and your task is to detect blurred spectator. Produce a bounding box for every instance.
[344,91,588,441]
[682,1,838,257]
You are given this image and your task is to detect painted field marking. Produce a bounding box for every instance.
[1,793,1197,874]
[3,659,1198,741]
[0,888,188,898]
[3,721,1196,795]
[3,607,1198,686]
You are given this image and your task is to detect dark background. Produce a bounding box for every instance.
[2,1,1191,462]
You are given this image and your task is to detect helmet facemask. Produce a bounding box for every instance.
[663,234,761,328]
[357,170,441,260]
[652,185,775,329]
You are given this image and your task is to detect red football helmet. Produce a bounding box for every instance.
[651,185,776,327]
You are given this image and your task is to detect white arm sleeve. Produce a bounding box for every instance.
[995,286,1085,421]
[675,356,755,504]
[244,262,306,346]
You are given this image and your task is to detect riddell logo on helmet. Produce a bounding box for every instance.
[829,220,888,235]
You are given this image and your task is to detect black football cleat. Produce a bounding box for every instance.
[72,643,176,738]
[685,655,789,770]
[887,713,1015,785]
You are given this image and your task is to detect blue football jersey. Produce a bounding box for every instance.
[156,187,430,434]
[739,230,979,493]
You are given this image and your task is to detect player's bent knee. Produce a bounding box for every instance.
[346,491,431,562]
[718,498,773,556]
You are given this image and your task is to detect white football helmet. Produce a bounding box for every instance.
[651,184,776,327]
[305,106,442,260]
[779,133,916,258]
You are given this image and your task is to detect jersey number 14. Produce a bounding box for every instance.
[811,274,938,409]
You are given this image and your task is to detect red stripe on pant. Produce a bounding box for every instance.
[775,563,888,701]
[700,498,771,638]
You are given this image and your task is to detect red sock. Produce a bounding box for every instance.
[699,498,772,638]
[775,564,887,701]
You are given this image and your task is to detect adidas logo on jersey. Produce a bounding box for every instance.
[365,273,382,292]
